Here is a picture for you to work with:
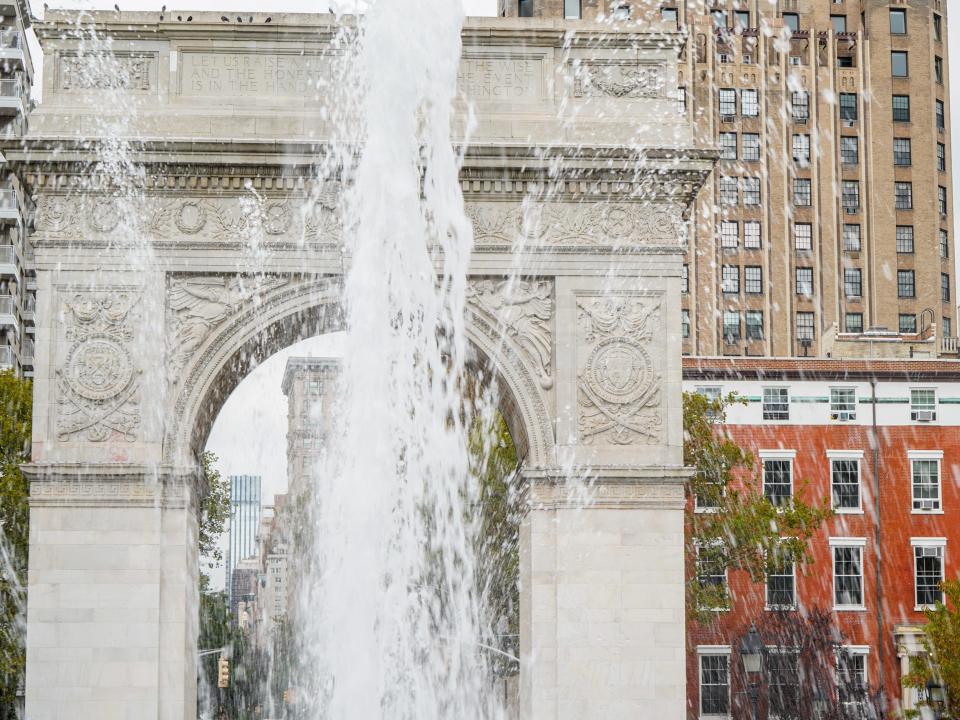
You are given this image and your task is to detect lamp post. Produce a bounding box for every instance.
[811,683,828,720]
[740,624,764,720]
[926,678,946,720]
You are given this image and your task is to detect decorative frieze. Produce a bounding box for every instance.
[572,60,666,99]
[529,477,684,509]
[57,52,155,92]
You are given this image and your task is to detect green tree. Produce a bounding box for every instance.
[903,579,960,718]
[0,370,31,717]
[684,391,832,621]
[198,451,230,585]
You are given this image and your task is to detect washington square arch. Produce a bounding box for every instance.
[8,10,714,720]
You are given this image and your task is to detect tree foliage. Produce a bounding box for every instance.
[903,579,960,718]
[198,451,230,582]
[684,391,832,621]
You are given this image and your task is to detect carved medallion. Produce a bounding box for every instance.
[584,338,652,406]
[63,336,134,401]
[175,200,207,234]
[263,201,293,235]
[88,198,121,233]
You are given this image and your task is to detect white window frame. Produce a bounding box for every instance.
[697,646,732,719]
[830,387,857,422]
[829,537,867,611]
[765,541,797,611]
[827,450,864,514]
[909,450,943,514]
[836,646,870,714]
[762,387,790,421]
[696,542,730,612]
[910,388,937,422]
[760,450,795,508]
[911,538,946,610]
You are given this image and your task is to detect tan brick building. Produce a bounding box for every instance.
[498,0,955,359]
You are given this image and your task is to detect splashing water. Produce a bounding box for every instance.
[298,1,500,718]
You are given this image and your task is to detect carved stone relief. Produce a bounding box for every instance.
[58,53,155,91]
[33,193,684,250]
[467,279,553,389]
[576,295,662,446]
[572,61,666,99]
[166,275,290,386]
[56,290,142,442]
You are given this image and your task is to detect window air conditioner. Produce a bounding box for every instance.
[743,54,753,64]
[845,207,858,214]
[719,53,733,63]
[721,115,735,122]
[919,499,937,511]
[843,119,856,127]
[795,117,807,125]
[915,410,935,422]
[831,411,855,421]
[789,56,802,66]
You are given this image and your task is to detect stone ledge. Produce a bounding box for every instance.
[525,465,690,509]
[24,464,199,509]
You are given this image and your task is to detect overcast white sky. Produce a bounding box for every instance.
[24,1,960,584]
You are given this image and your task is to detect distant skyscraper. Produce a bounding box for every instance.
[226,474,262,612]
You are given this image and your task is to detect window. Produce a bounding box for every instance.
[719,88,737,117]
[832,541,865,608]
[794,178,812,207]
[721,265,739,294]
[681,309,690,339]
[844,269,862,298]
[891,51,908,77]
[839,93,857,121]
[896,226,914,253]
[843,224,861,252]
[935,56,943,84]
[842,181,859,211]
[720,220,738,249]
[782,13,799,33]
[845,313,863,333]
[677,86,686,115]
[831,456,861,510]
[838,650,868,712]
[910,389,936,422]
[563,0,581,19]
[682,264,689,293]
[711,9,727,28]
[660,6,677,25]
[796,312,814,341]
[697,543,727,596]
[699,653,730,716]
[792,134,810,165]
[942,273,951,302]
[791,91,809,122]
[940,229,949,259]
[912,455,941,510]
[744,221,761,249]
[914,541,945,608]
[743,177,760,205]
[892,94,910,122]
[763,387,789,421]
[734,10,750,29]
[763,456,793,507]
[744,266,762,294]
[889,8,906,35]
[518,0,534,17]
[840,136,858,165]
[945,317,952,338]
[898,270,915,298]
[938,143,946,172]
[766,553,796,608]
[794,223,812,251]
[934,14,942,42]
[939,186,948,215]
[831,14,847,34]
[741,89,759,117]
[893,137,911,166]
[937,100,945,130]
[768,651,800,713]
[719,176,738,205]
[742,133,760,161]
[894,182,912,210]
[746,310,764,340]
[900,314,917,334]
[796,267,813,296]
[723,311,740,342]
[719,132,737,160]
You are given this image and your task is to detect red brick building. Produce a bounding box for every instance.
[682,357,960,719]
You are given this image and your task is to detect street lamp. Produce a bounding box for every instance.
[812,682,829,720]
[740,624,764,720]
[926,678,946,719]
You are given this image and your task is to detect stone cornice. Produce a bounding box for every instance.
[525,468,690,510]
[24,463,200,508]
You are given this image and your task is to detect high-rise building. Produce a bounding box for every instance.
[226,474,262,613]
[499,0,955,359]
[0,0,35,377]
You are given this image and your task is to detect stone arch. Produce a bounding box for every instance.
[163,273,554,472]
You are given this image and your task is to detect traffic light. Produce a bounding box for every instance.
[217,656,229,688]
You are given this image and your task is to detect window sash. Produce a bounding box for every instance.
[892,95,910,122]
[763,459,792,506]
[744,266,762,294]
[795,179,812,206]
[844,269,862,297]
[845,313,863,333]
[763,387,789,420]
[745,311,763,339]
[898,270,915,298]
[744,221,761,248]
[831,459,860,509]
[796,312,815,340]
[915,546,944,606]
[843,224,861,251]
[700,655,730,715]
[741,89,759,116]
[911,458,941,509]
[834,546,864,606]
[794,224,812,251]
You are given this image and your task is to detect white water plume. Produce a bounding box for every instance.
[299,1,501,718]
